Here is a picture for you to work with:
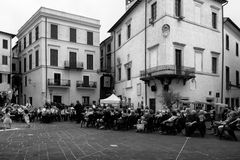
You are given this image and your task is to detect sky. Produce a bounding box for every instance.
[0,0,239,45]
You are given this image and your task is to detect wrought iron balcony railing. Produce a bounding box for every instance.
[64,61,84,70]
[48,79,71,87]
[140,65,195,80]
[76,81,97,89]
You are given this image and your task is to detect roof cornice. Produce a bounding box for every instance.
[18,7,100,37]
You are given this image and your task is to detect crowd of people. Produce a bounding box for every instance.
[1,100,240,141]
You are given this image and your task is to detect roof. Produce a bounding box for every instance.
[224,17,240,35]
[108,0,227,33]
[0,31,16,38]
[108,0,142,32]
[100,36,112,46]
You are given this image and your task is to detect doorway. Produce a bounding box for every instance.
[149,98,156,113]
[54,73,61,85]
[53,96,62,104]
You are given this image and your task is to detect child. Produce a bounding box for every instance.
[2,108,12,129]
[23,110,30,128]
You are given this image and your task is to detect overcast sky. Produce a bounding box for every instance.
[0,0,239,44]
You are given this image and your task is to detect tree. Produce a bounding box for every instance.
[161,90,180,110]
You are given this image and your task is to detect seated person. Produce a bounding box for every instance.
[160,111,178,134]
[185,110,199,137]
[217,111,239,140]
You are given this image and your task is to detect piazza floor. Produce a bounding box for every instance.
[0,122,239,160]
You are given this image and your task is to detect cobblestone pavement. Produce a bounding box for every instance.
[0,122,240,160]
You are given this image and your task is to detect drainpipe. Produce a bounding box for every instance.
[221,1,228,103]
[45,17,48,103]
[144,0,148,107]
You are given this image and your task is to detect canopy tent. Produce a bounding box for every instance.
[100,94,121,104]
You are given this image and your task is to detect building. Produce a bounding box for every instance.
[17,7,101,107]
[107,0,227,111]
[99,36,114,99]
[223,17,240,108]
[0,31,15,97]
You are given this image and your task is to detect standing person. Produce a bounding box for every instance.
[2,108,12,129]
[23,110,30,128]
[74,101,83,123]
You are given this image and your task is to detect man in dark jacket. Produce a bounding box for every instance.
[75,101,84,124]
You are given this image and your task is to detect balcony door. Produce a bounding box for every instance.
[83,76,89,87]
[69,52,77,68]
[54,73,61,85]
[175,49,182,75]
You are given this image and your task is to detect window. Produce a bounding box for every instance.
[29,32,32,45]
[236,71,239,86]
[82,96,90,105]
[175,0,182,17]
[50,49,58,66]
[70,28,76,42]
[236,43,239,57]
[3,39,8,49]
[19,61,21,73]
[226,34,229,50]
[101,49,103,57]
[12,63,16,72]
[107,44,111,52]
[25,76,27,86]
[2,56,8,65]
[127,24,131,39]
[107,54,111,71]
[35,26,39,41]
[226,66,230,90]
[29,54,32,70]
[194,3,201,24]
[0,73,2,83]
[127,68,131,80]
[118,67,121,81]
[212,57,217,74]
[151,2,157,21]
[212,12,217,29]
[24,58,26,72]
[51,24,58,39]
[7,74,10,84]
[24,37,26,49]
[87,32,93,45]
[35,50,39,67]
[118,33,121,47]
[195,51,203,72]
[100,59,103,70]
[87,54,93,70]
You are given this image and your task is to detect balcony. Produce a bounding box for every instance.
[76,81,97,89]
[140,65,195,82]
[64,61,84,70]
[48,79,71,88]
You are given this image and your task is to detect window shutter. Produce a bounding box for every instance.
[0,73,2,83]
[51,24,58,39]
[87,54,93,70]
[87,32,93,45]
[70,28,76,42]
[35,50,39,67]
[8,74,10,84]
[50,49,58,66]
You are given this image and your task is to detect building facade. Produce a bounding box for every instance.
[0,31,15,94]
[99,36,114,99]
[107,0,227,111]
[223,18,240,109]
[17,7,101,107]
